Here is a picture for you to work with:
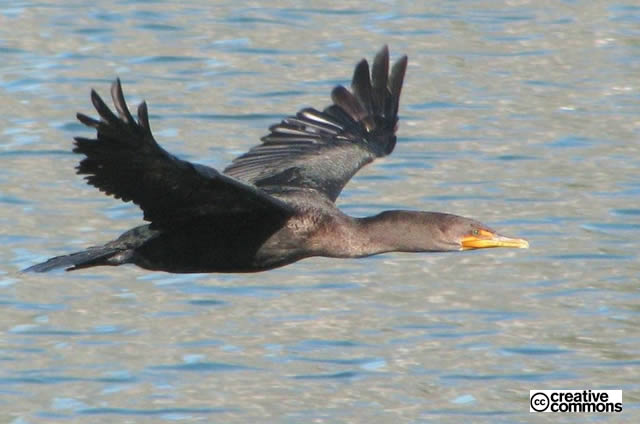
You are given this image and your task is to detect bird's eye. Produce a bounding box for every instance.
[472,229,479,236]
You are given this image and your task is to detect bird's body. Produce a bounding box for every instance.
[26,46,528,274]
[107,191,338,273]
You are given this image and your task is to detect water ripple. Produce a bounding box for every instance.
[291,371,360,380]
[78,407,231,416]
[148,361,253,372]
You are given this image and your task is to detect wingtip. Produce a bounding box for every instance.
[352,59,371,86]
[354,58,369,70]
[377,45,389,59]
[110,77,121,101]
[137,101,150,132]
[110,77,135,123]
[393,55,409,77]
[389,54,408,117]
[89,88,113,120]
[332,46,408,129]
[374,45,390,68]
[76,112,99,128]
[90,88,100,106]
[390,55,408,88]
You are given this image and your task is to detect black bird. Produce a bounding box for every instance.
[25,46,528,273]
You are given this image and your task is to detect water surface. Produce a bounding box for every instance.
[1,1,639,423]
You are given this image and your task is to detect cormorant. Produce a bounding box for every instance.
[25,46,528,273]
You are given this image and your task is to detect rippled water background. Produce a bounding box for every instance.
[1,1,639,422]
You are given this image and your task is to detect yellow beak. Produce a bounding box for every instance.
[461,232,529,250]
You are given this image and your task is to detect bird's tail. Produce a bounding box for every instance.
[23,246,123,272]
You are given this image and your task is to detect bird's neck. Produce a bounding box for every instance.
[354,211,435,255]
[314,210,444,258]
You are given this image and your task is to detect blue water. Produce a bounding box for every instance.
[1,1,639,423]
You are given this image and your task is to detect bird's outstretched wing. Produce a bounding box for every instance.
[224,46,408,202]
[74,80,294,228]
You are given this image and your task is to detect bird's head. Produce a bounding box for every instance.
[427,212,529,251]
[365,211,529,252]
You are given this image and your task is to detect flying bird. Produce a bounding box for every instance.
[25,46,528,273]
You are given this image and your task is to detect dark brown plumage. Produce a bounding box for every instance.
[25,46,527,273]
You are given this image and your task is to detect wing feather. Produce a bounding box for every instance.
[74,79,294,228]
[224,46,408,201]
[371,46,390,116]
